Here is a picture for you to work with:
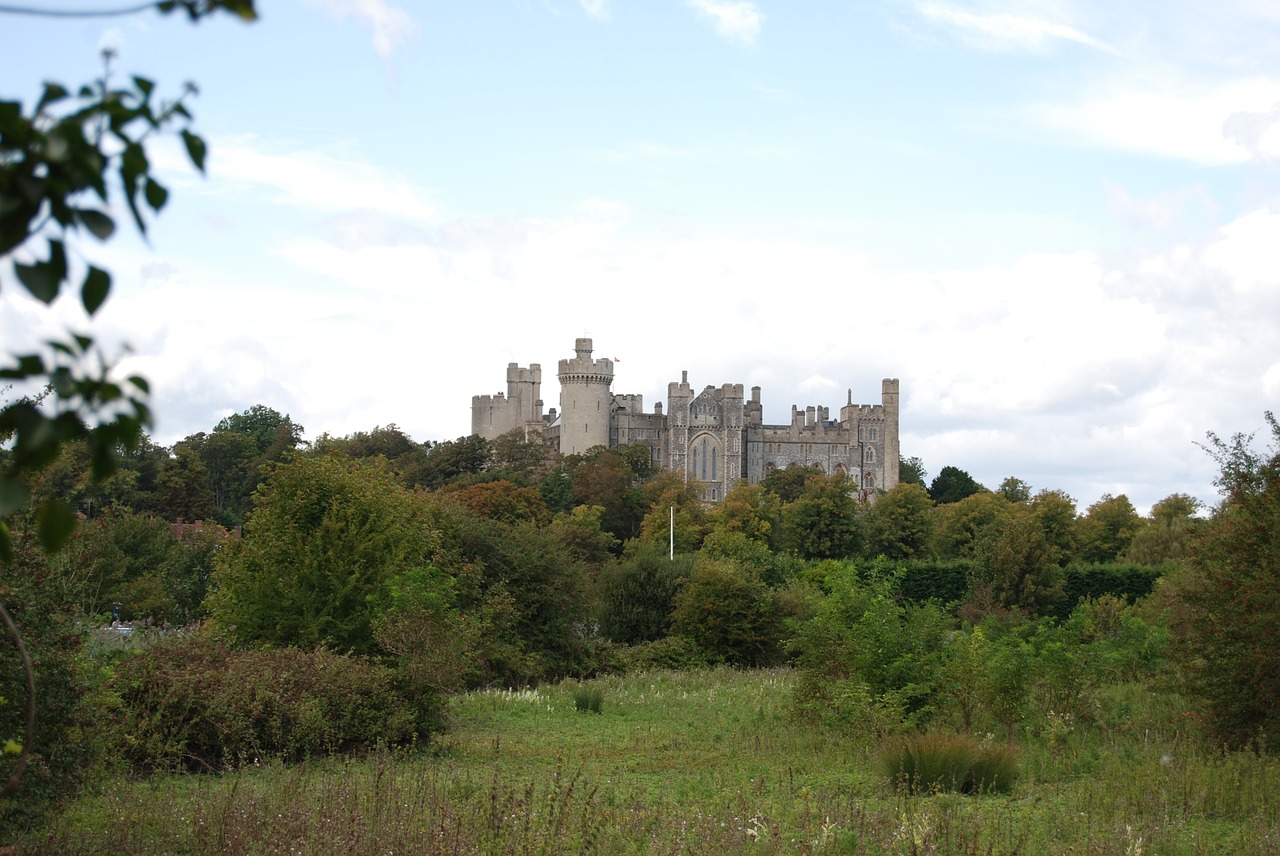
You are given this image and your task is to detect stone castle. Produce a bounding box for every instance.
[471,338,900,502]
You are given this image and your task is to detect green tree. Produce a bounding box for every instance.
[996,476,1032,504]
[213,404,303,457]
[929,465,985,505]
[899,455,928,487]
[966,507,1064,619]
[1166,413,1280,749]
[596,543,693,645]
[779,472,862,559]
[1030,489,1078,566]
[863,482,935,560]
[1076,493,1141,564]
[417,435,491,489]
[670,557,786,667]
[761,464,824,503]
[1126,492,1204,566]
[208,456,441,654]
[934,490,1011,560]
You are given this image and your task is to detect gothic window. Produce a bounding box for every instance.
[712,447,717,481]
[864,447,875,463]
[864,472,875,488]
[870,427,879,442]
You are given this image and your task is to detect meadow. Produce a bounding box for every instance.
[22,667,1280,855]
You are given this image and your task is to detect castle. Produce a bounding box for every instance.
[471,338,900,502]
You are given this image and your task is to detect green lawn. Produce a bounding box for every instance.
[22,668,1280,854]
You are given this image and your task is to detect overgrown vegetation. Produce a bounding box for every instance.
[3,405,1277,849]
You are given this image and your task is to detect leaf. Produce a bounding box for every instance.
[77,208,116,240]
[36,498,77,553]
[36,82,69,112]
[133,76,155,98]
[144,178,169,212]
[82,266,111,316]
[181,130,207,173]
[13,240,68,303]
[128,375,151,394]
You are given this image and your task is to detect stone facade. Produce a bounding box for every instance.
[471,338,900,502]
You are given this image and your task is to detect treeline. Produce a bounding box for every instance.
[2,405,1277,832]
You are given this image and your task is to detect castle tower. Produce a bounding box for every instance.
[557,337,614,455]
[471,362,543,440]
[882,378,900,491]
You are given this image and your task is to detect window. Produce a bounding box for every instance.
[864,447,875,463]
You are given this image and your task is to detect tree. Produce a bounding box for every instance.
[966,507,1064,619]
[214,404,303,457]
[934,490,1011,560]
[670,557,786,667]
[1030,489,1077,567]
[779,472,862,559]
[208,455,443,654]
[1126,492,1204,566]
[417,435,491,490]
[1076,493,1141,564]
[899,456,928,487]
[996,477,1032,504]
[863,482,935,560]
[929,466,985,505]
[596,543,693,645]
[761,464,824,503]
[1166,413,1280,749]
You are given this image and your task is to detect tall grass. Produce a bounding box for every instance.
[17,668,1280,855]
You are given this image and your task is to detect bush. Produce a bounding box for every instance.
[112,635,429,771]
[669,559,787,667]
[614,636,720,672]
[875,732,1019,794]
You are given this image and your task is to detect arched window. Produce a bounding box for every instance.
[864,447,875,463]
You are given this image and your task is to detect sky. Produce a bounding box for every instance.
[2,0,1279,515]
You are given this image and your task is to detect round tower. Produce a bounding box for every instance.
[557,337,614,455]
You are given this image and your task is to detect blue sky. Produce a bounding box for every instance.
[3,0,1279,514]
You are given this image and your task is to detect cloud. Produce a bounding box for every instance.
[685,0,764,46]
[194,137,440,224]
[1036,77,1280,164]
[912,1,1114,53]
[303,0,418,60]
[578,0,610,20]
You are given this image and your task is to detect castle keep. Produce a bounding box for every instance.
[471,338,900,502]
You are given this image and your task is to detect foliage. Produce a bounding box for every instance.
[635,471,707,553]
[779,472,862,559]
[548,504,618,568]
[934,490,1011,559]
[1,3,255,558]
[895,559,970,605]
[1054,563,1163,619]
[561,446,648,543]
[596,544,692,645]
[1167,412,1280,750]
[899,455,928,487]
[416,435,491,490]
[441,479,550,527]
[111,634,424,771]
[1125,492,1205,566]
[862,482,935,560]
[428,500,591,684]
[875,732,1019,794]
[760,464,824,503]
[669,557,787,667]
[0,532,112,828]
[1075,493,1141,564]
[208,455,442,654]
[790,565,949,733]
[965,508,1064,619]
[995,476,1032,504]
[928,465,985,505]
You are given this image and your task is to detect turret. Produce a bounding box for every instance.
[557,337,614,455]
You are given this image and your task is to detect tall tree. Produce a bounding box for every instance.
[1076,493,1141,564]
[863,482,936,560]
[1167,414,1280,749]
[929,466,985,505]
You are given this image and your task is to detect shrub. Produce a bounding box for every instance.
[875,732,1019,795]
[112,635,428,771]
[615,636,720,672]
[669,558,786,667]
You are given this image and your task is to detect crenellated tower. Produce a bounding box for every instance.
[557,337,614,455]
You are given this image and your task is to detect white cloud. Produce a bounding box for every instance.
[1036,77,1280,164]
[685,0,764,46]
[195,137,440,224]
[578,0,610,20]
[912,1,1114,53]
[303,0,418,60]
[1224,102,1280,161]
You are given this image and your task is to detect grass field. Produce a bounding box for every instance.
[20,667,1280,854]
